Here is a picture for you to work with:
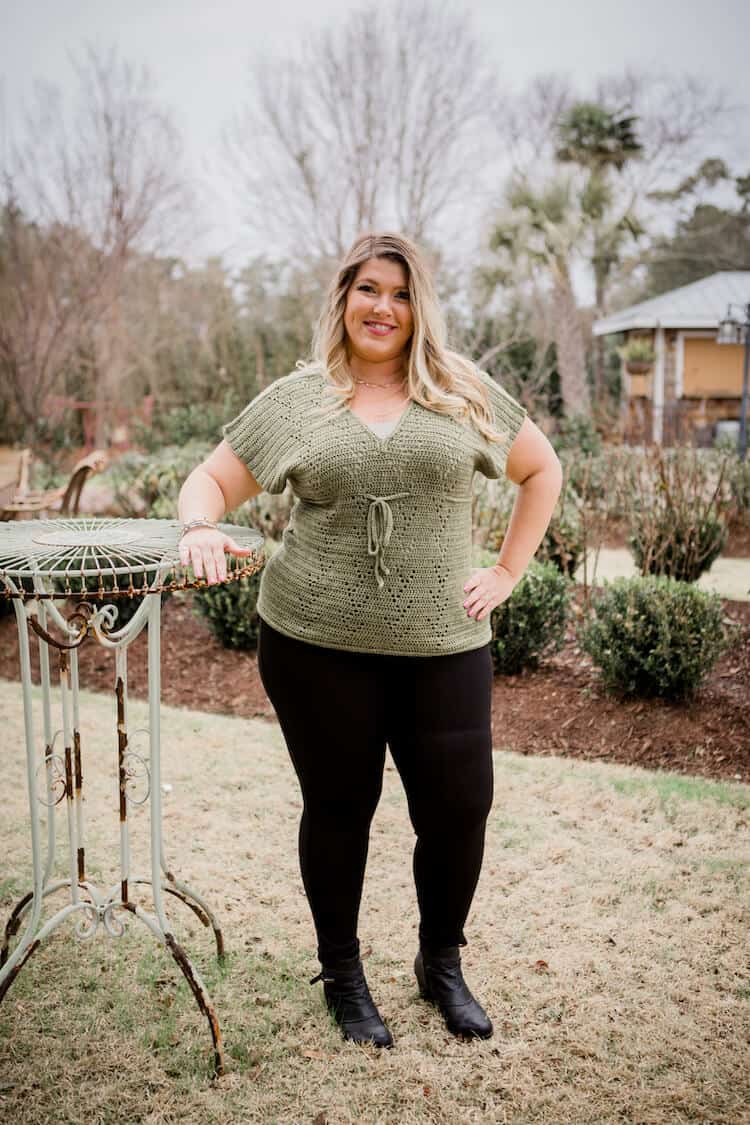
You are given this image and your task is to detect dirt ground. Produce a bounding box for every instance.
[1,586,748,787]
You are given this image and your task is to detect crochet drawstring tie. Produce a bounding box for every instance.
[364,492,411,589]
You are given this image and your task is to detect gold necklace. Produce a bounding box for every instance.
[353,376,406,388]
[351,381,410,422]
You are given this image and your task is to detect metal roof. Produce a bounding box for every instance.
[592,271,750,336]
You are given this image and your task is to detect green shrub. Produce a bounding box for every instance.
[474,551,572,675]
[578,576,731,700]
[191,529,277,651]
[619,338,655,366]
[104,443,294,538]
[192,570,263,650]
[104,442,213,519]
[550,414,602,458]
[131,396,243,453]
[62,574,170,628]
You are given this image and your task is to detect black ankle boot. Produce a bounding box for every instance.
[310,954,393,1048]
[414,945,493,1040]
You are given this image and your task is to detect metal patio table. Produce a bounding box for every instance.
[0,516,265,1077]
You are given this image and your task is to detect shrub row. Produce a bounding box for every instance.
[190,543,735,702]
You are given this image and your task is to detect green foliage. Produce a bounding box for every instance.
[550,414,602,457]
[132,398,242,453]
[192,537,278,651]
[555,102,643,173]
[579,576,731,699]
[104,442,213,518]
[104,441,293,541]
[192,570,263,650]
[642,166,750,296]
[619,338,655,365]
[476,551,572,675]
[60,570,170,628]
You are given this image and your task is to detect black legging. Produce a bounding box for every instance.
[257,616,494,965]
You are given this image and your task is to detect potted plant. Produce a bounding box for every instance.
[619,338,655,375]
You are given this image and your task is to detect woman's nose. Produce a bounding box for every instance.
[372,292,394,315]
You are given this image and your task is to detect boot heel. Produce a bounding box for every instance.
[414,951,433,1002]
[310,956,393,1048]
[413,946,493,1040]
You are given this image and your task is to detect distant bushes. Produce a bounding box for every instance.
[104,442,213,519]
[104,442,294,537]
[131,397,243,452]
[728,457,750,518]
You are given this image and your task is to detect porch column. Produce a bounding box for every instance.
[653,325,665,444]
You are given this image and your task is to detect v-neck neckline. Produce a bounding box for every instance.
[346,399,416,447]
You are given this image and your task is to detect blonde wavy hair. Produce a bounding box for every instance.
[295,231,509,447]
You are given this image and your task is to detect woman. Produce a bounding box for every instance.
[177,232,562,1049]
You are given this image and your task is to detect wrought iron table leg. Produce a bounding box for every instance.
[0,585,227,1078]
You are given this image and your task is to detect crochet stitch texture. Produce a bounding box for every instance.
[222,367,527,656]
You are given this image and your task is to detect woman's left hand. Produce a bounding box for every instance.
[463,564,517,622]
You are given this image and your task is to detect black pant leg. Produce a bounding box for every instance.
[257,618,388,963]
[384,642,494,950]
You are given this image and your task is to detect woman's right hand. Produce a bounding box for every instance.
[178,527,255,585]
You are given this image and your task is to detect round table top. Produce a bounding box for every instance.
[0,516,265,598]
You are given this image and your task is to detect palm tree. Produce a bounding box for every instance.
[490,176,590,416]
[556,102,644,400]
[555,102,642,172]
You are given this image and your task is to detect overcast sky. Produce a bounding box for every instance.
[2,0,749,280]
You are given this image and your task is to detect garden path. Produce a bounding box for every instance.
[575,547,750,601]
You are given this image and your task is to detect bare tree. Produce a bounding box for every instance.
[224,0,502,262]
[0,46,191,443]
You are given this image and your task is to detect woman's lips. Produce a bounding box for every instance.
[364,321,396,336]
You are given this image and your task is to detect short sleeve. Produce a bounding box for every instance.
[222,378,300,495]
[473,369,527,479]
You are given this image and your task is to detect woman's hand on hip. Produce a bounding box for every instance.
[178,528,255,585]
[462,564,517,622]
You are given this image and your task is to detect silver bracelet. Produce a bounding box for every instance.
[180,518,219,539]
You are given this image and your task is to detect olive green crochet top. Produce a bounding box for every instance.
[222,367,526,656]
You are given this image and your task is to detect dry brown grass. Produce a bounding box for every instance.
[0,677,748,1124]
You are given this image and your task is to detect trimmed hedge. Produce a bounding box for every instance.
[578,575,731,700]
[191,537,278,651]
[474,550,572,675]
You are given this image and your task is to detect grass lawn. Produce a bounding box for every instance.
[0,678,748,1124]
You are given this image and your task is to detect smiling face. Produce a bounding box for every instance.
[343,257,414,369]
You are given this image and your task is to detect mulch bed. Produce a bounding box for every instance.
[1,586,748,787]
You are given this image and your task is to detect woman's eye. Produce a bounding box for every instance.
[357,284,410,300]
